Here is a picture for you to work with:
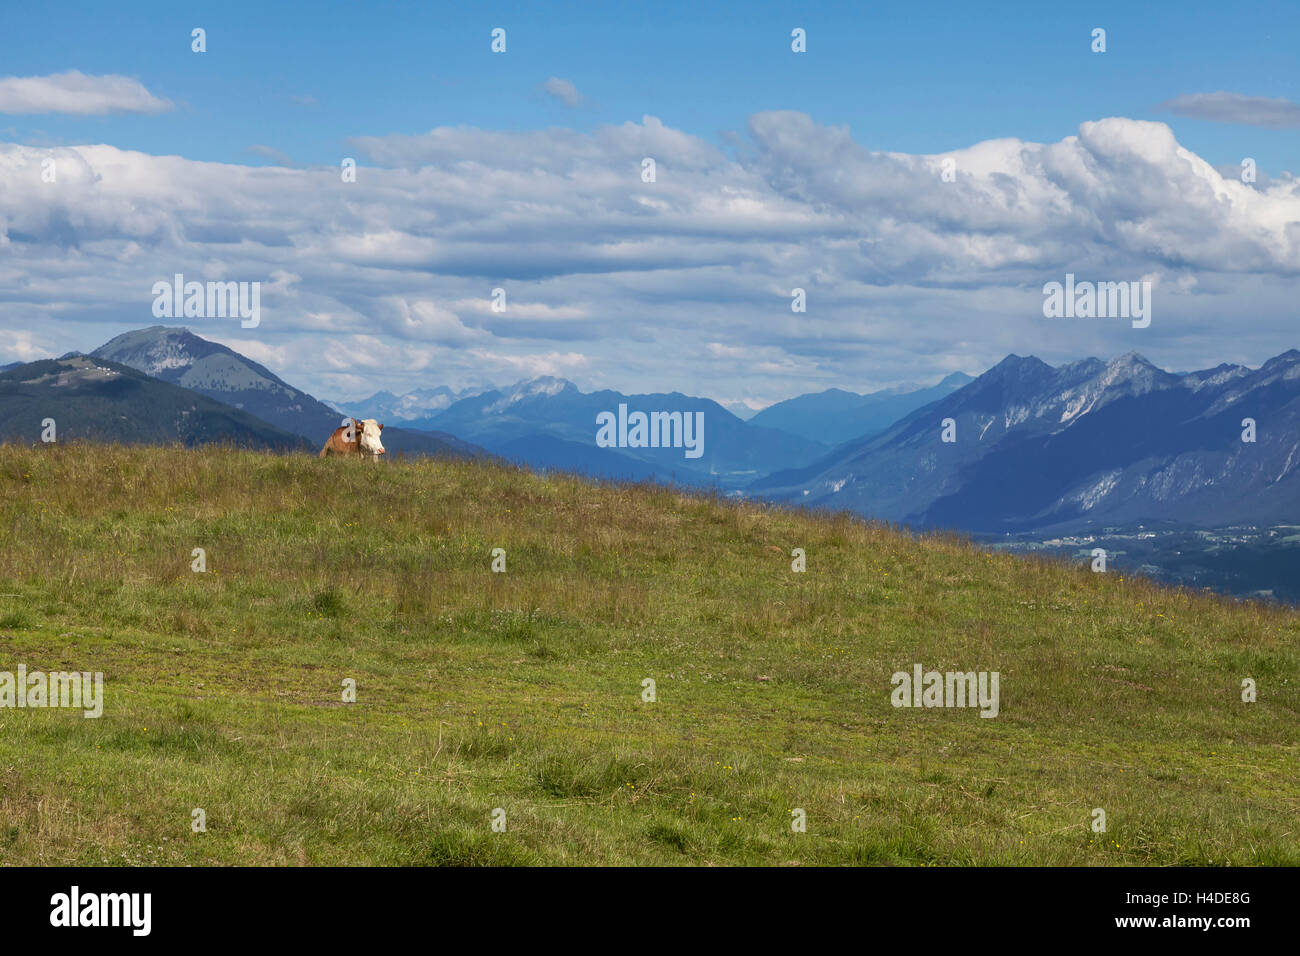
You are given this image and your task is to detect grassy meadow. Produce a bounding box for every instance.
[0,442,1296,866]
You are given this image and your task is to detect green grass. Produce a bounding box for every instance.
[0,442,1296,866]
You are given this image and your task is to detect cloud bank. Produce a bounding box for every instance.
[1,112,1298,404]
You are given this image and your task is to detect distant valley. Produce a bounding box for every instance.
[987,525,1300,603]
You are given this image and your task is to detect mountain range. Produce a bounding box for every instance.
[747,372,973,445]
[326,385,491,424]
[401,377,831,488]
[0,354,309,449]
[5,325,1299,541]
[334,373,978,487]
[89,327,483,459]
[753,350,1300,532]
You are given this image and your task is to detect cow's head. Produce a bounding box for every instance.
[357,419,385,459]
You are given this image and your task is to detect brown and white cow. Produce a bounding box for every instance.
[319,418,386,461]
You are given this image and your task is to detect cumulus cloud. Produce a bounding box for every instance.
[541,77,584,108]
[1,113,1298,401]
[0,71,172,115]
[0,329,56,364]
[1157,92,1300,129]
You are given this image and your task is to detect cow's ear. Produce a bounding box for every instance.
[378,423,384,431]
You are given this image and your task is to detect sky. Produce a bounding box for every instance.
[1,0,1298,410]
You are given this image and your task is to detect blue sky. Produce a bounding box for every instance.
[1,0,1298,408]
[6,0,1298,170]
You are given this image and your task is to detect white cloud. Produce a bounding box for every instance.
[454,298,588,320]
[0,71,172,115]
[466,348,592,380]
[1,113,1298,399]
[375,298,484,344]
[0,329,55,364]
[320,334,441,373]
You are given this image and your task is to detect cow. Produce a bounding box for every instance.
[319,418,385,461]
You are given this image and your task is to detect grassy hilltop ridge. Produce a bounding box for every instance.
[0,443,1296,866]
